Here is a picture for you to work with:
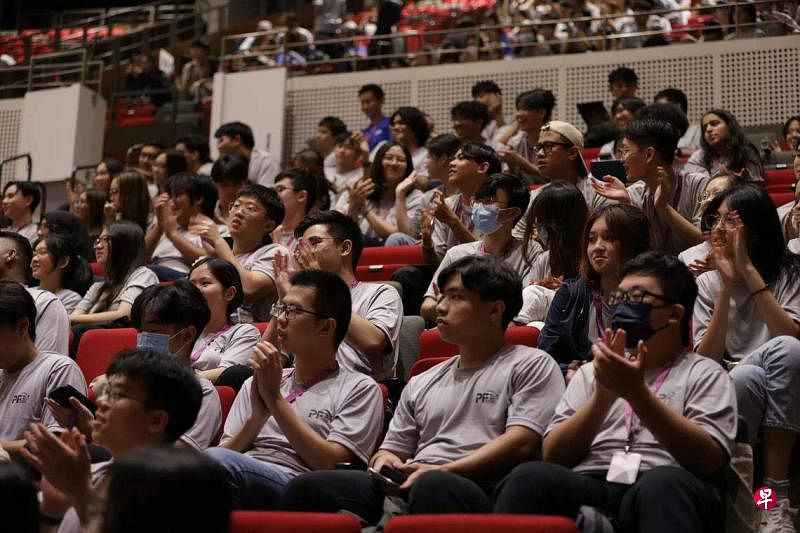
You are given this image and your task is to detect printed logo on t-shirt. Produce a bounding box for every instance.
[11,392,31,405]
[475,391,499,404]
[308,409,333,422]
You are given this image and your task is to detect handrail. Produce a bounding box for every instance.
[0,153,33,183]
[220,0,798,74]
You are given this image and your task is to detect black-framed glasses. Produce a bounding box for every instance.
[96,384,150,407]
[533,141,572,155]
[702,212,739,231]
[607,289,674,307]
[270,302,326,321]
[94,236,111,247]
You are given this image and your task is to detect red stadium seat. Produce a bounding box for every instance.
[356,264,408,282]
[385,515,578,533]
[769,191,795,208]
[230,511,361,533]
[89,262,105,277]
[75,328,137,383]
[253,322,268,336]
[410,356,451,377]
[419,326,540,359]
[213,385,236,446]
[583,146,602,161]
[359,245,423,267]
[765,168,795,189]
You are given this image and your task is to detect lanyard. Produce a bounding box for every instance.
[622,357,680,452]
[478,238,517,258]
[281,363,339,403]
[349,279,361,290]
[190,324,231,365]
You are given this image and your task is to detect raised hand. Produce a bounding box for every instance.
[272,250,294,301]
[653,166,674,212]
[293,238,322,271]
[396,171,418,199]
[250,341,284,407]
[592,329,647,402]
[44,397,95,438]
[591,175,631,203]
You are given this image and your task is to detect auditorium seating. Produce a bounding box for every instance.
[75,327,137,384]
[384,514,578,533]
[418,325,540,359]
[410,356,450,378]
[230,511,361,533]
[213,385,236,446]
[356,245,423,282]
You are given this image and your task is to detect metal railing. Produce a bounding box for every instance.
[0,49,103,98]
[220,0,799,75]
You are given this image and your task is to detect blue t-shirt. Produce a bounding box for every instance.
[362,116,392,151]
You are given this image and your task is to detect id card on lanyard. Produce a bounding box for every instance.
[606,360,675,485]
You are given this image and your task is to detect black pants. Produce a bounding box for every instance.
[280,470,492,525]
[390,265,436,317]
[494,462,723,533]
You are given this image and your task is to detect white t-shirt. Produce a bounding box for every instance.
[3,221,38,245]
[0,351,86,441]
[55,289,83,314]
[75,266,159,314]
[27,287,70,356]
[338,282,402,381]
[190,323,261,371]
[381,344,564,470]
[693,268,800,360]
[249,148,281,187]
[234,243,290,322]
[179,376,221,450]
[334,189,425,241]
[411,146,428,176]
[150,230,203,273]
[548,351,736,474]
[678,240,712,272]
[221,367,383,475]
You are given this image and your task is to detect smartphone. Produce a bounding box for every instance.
[591,159,628,184]
[368,466,408,491]
[48,385,97,414]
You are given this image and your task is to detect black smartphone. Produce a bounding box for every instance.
[591,159,628,184]
[49,385,97,414]
[368,465,408,491]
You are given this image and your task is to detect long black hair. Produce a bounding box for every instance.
[705,184,800,286]
[35,234,93,295]
[367,141,414,202]
[94,221,147,312]
[700,109,763,178]
[41,210,93,259]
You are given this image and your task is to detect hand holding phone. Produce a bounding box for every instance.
[591,160,628,184]
[48,385,96,414]
[368,465,409,493]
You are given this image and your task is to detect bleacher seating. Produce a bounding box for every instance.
[230,511,361,533]
[410,355,450,378]
[418,325,540,359]
[356,245,423,282]
[75,328,137,384]
[384,514,578,533]
[213,385,236,446]
[764,168,796,194]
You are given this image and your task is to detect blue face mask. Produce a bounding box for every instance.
[137,332,172,355]
[471,203,503,235]
[610,301,669,349]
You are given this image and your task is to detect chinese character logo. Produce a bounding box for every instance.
[754,486,777,511]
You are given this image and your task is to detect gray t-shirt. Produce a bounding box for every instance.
[55,289,83,314]
[693,269,800,360]
[75,266,159,313]
[190,323,261,371]
[0,351,86,441]
[180,376,221,450]
[235,243,290,323]
[549,351,737,474]
[381,344,564,468]
[678,240,712,271]
[249,148,281,187]
[27,287,70,356]
[684,149,763,182]
[221,367,383,475]
[334,189,425,241]
[3,222,38,245]
[150,230,203,273]
[626,171,710,255]
[431,193,482,260]
[424,239,543,299]
[339,282,402,381]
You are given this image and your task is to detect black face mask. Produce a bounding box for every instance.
[610,300,670,349]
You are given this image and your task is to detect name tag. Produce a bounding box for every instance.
[606,451,642,485]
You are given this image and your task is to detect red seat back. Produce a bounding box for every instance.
[770,191,795,208]
[410,356,451,378]
[213,385,236,446]
[253,322,268,336]
[419,326,540,359]
[230,511,361,533]
[386,515,577,533]
[765,168,795,188]
[359,245,422,266]
[75,328,138,384]
[89,262,105,277]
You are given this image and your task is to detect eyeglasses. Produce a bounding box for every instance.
[533,141,572,155]
[305,236,339,247]
[96,384,150,407]
[94,236,111,247]
[274,185,299,194]
[607,289,674,307]
[270,302,326,321]
[618,148,640,159]
[230,201,265,216]
[702,212,739,230]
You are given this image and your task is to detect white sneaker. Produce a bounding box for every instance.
[757,499,798,533]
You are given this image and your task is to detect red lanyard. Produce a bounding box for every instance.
[190,324,231,365]
[622,356,681,451]
[281,363,339,403]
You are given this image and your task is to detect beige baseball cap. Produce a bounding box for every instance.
[541,120,589,176]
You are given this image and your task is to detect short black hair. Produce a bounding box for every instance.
[474,173,530,225]
[390,106,430,147]
[0,279,36,341]
[451,101,491,129]
[515,89,556,123]
[436,256,523,328]
[608,66,638,86]
[621,251,697,347]
[189,257,244,317]
[190,39,210,52]
[460,141,502,175]
[623,119,680,164]
[236,184,285,227]
[654,88,689,115]
[211,153,249,185]
[3,181,41,213]
[426,133,462,159]
[168,173,218,218]
[142,140,166,151]
[636,102,689,137]
[611,96,646,116]
[471,80,502,98]
[37,233,93,295]
[295,210,364,269]
[175,135,212,164]
[159,149,188,177]
[289,270,352,347]
[318,116,348,137]
[41,210,93,259]
[0,230,33,283]
[131,281,210,344]
[358,83,384,100]
[214,122,255,150]
[106,350,203,443]
[274,168,318,215]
